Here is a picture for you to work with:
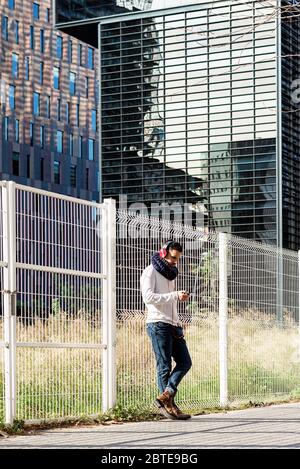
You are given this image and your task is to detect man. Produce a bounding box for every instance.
[140,240,192,420]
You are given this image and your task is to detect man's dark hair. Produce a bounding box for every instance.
[168,241,183,253]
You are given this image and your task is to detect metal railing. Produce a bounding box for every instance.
[1,181,300,423]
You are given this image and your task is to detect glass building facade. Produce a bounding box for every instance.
[281,1,300,250]
[55,0,300,249]
[55,0,153,23]
[54,0,153,45]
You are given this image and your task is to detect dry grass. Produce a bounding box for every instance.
[0,309,300,420]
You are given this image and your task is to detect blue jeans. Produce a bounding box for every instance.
[146,321,192,395]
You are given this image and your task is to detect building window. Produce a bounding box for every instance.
[9,85,15,110]
[66,102,70,124]
[57,98,61,121]
[12,152,19,177]
[88,138,94,161]
[69,133,73,156]
[15,119,19,143]
[25,56,30,80]
[78,136,83,158]
[30,25,34,50]
[95,79,99,103]
[12,53,19,78]
[92,109,97,132]
[70,165,76,188]
[8,0,15,10]
[30,122,34,146]
[85,76,89,98]
[54,161,60,184]
[46,95,50,118]
[15,20,19,44]
[70,72,76,95]
[87,47,94,70]
[4,117,9,141]
[96,170,100,192]
[26,154,30,179]
[75,103,79,127]
[40,125,44,148]
[78,44,83,66]
[85,167,89,190]
[39,61,43,85]
[2,16,8,41]
[53,67,60,90]
[33,92,40,116]
[40,29,44,53]
[68,39,72,63]
[46,8,50,23]
[57,130,63,154]
[57,36,63,59]
[40,158,44,181]
[33,3,39,20]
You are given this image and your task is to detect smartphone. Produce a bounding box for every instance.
[184,291,193,297]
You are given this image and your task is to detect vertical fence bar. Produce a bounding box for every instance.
[298,250,300,366]
[219,232,228,407]
[2,182,11,424]
[101,202,108,412]
[102,198,117,411]
[106,198,117,409]
[8,182,16,423]
[2,181,17,424]
[276,252,283,324]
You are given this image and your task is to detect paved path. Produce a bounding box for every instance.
[1,402,300,449]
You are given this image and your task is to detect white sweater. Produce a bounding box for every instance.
[140,264,180,326]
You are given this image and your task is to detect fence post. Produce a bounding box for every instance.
[219,232,228,407]
[2,181,17,425]
[298,250,300,365]
[102,198,117,412]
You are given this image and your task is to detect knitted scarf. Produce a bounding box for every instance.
[151,252,179,281]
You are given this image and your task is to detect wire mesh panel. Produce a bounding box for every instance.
[178,230,220,411]
[116,210,220,412]
[228,237,300,405]
[14,185,104,421]
[0,345,4,424]
[116,211,300,412]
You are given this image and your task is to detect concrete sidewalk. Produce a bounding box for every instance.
[1,402,300,449]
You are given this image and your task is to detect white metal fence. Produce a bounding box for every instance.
[1,181,300,424]
[0,181,115,424]
[115,212,300,413]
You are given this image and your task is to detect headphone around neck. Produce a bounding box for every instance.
[159,240,174,259]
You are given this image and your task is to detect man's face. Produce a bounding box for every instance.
[165,249,182,266]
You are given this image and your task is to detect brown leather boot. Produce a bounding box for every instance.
[155,390,177,420]
[171,395,191,420]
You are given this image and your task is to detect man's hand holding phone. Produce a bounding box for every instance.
[178,291,190,301]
